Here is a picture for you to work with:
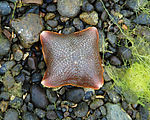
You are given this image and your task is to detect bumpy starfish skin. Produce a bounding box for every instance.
[40,27,104,89]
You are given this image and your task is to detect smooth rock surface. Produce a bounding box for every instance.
[11,13,44,48]
[0,1,11,15]
[4,109,19,120]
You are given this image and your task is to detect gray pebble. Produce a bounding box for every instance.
[47,20,58,28]
[95,1,104,12]
[22,112,39,120]
[66,88,84,103]
[4,109,19,120]
[74,102,88,117]
[9,97,23,109]
[46,89,57,103]
[11,64,22,77]
[34,108,46,118]
[133,14,150,25]
[107,32,117,47]
[90,99,104,109]
[120,10,134,17]
[12,44,23,61]
[46,111,57,120]
[99,106,107,116]
[46,4,56,12]
[73,18,84,30]
[0,1,11,15]
[31,85,49,109]
[62,26,75,34]
[57,0,80,17]
[110,56,122,66]
[0,92,10,100]
[31,72,42,83]
[107,90,121,103]
[82,1,94,12]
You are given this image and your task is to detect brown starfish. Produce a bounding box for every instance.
[40,27,104,90]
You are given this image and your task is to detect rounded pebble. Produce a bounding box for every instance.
[73,18,84,30]
[47,20,58,28]
[46,111,57,120]
[0,1,11,15]
[90,99,104,109]
[4,109,19,120]
[110,56,122,66]
[46,4,56,12]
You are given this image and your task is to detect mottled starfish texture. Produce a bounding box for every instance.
[40,27,104,89]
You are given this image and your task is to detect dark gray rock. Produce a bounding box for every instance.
[118,47,132,61]
[133,14,150,25]
[107,32,117,47]
[28,57,36,70]
[4,109,19,120]
[11,13,44,48]
[82,1,94,12]
[120,10,134,17]
[0,34,10,56]
[46,89,57,103]
[66,88,84,103]
[34,108,46,118]
[15,72,25,83]
[0,1,11,15]
[95,1,104,12]
[47,20,58,28]
[46,4,56,12]
[46,111,57,120]
[73,18,84,30]
[138,105,149,120]
[0,92,10,100]
[100,106,107,116]
[12,44,23,61]
[90,99,104,109]
[106,103,132,120]
[22,112,39,120]
[9,97,23,109]
[110,56,122,66]
[57,0,80,17]
[31,85,49,109]
[74,102,88,117]
[107,90,121,103]
[31,72,42,83]
[62,26,75,34]
[11,64,22,77]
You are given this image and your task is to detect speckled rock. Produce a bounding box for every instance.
[31,72,42,83]
[57,0,81,18]
[62,26,75,34]
[4,109,19,120]
[46,4,56,12]
[47,20,58,28]
[107,32,117,47]
[133,14,150,25]
[74,102,88,117]
[45,13,55,21]
[100,106,107,116]
[66,88,84,103]
[90,99,104,109]
[34,108,46,118]
[23,112,39,120]
[9,97,23,109]
[0,1,11,15]
[95,1,104,12]
[0,34,10,56]
[46,89,57,103]
[73,18,84,30]
[106,103,132,120]
[46,111,57,120]
[0,92,10,100]
[107,90,121,103]
[80,11,98,25]
[12,44,23,61]
[11,64,22,77]
[82,1,94,12]
[11,13,44,48]
[31,85,49,109]
[118,47,132,61]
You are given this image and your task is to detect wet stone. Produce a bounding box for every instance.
[46,111,57,120]
[107,32,117,47]
[34,108,46,118]
[57,0,80,18]
[101,11,108,21]
[27,102,34,111]
[82,1,94,12]
[46,4,56,12]
[46,89,57,103]
[28,56,37,70]
[4,109,19,120]
[0,34,10,56]
[12,44,23,61]
[22,112,39,120]
[80,11,99,25]
[62,26,75,34]
[11,13,44,48]
[47,20,58,28]
[31,85,49,109]
[66,88,84,103]
[45,13,55,21]
[110,56,122,66]
[11,64,22,77]
[74,102,88,117]
[99,106,107,116]
[15,72,25,83]
[133,14,150,25]
[90,99,104,110]
[120,10,134,17]
[0,92,10,100]
[95,1,104,12]
[0,1,11,16]
[106,103,132,120]
[73,18,84,31]
[9,97,23,109]
[107,90,121,103]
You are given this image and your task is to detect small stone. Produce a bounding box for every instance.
[106,103,132,120]
[0,1,11,15]
[28,56,37,70]
[47,20,58,28]
[46,89,57,103]
[74,102,88,117]
[110,56,122,66]
[0,92,10,100]
[107,90,121,103]
[120,10,134,17]
[62,26,75,34]
[15,72,25,83]
[99,106,107,116]
[107,32,117,47]
[90,99,104,109]
[73,18,84,30]
[46,4,57,12]
[0,34,10,56]
[46,111,57,120]
[82,1,94,12]
[22,112,39,120]
[9,97,23,109]
[34,108,46,118]
[133,14,150,25]
[22,0,43,5]
[12,44,23,61]
[118,47,132,61]
[11,64,22,77]
[4,109,19,120]
[60,16,70,22]
[57,0,80,18]
[66,88,84,103]
[45,13,55,21]
[80,11,98,25]
[101,11,108,21]
[95,1,104,12]
[0,101,9,112]
[31,85,49,109]
[11,13,44,48]
[31,72,42,83]
[27,102,34,111]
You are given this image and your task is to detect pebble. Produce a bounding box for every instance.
[107,32,117,47]
[74,102,88,117]
[22,0,43,5]
[11,13,44,48]
[46,4,56,12]
[46,111,57,120]
[31,85,49,109]
[133,14,150,25]
[82,1,94,12]
[0,92,10,100]
[15,72,25,83]
[46,89,57,103]
[90,99,104,109]
[95,1,104,13]
[9,97,23,109]
[62,26,75,34]
[101,11,108,21]
[99,106,107,116]
[0,34,10,56]
[66,88,84,103]
[120,10,134,17]
[4,109,19,120]
[0,101,8,112]
[106,103,132,120]
[73,18,84,30]
[57,0,80,17]
[28,57,37,70]
[47,20,58,28]
[31,72,42,83]
[22,112,39,120]
[107,90,121,103]
[110,56,122,66]
[12,44,23,61]
[80,11,98,25]
[117,47,132,61]
[11,64,22,77]
[34,108,46,118]
[0,1,11,15]
[45,13,55,21]
[56,110,63,119]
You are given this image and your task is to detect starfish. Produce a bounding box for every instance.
[40,27,104,90]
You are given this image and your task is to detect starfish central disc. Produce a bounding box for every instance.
[40,27,104,89]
